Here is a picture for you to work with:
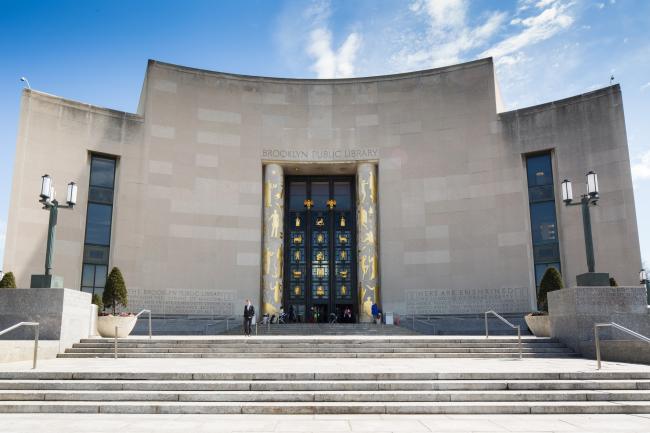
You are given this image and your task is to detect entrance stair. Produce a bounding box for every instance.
[57,336,577,359]
[1,370,650,414]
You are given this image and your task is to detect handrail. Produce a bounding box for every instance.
[0,322,39,369]
[594,322,650,369]
[204,316,238,335]
[134,309,152,339]
[484,310,522,359]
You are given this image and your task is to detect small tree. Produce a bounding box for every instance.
[609,277,618,287]
[538,267,563,312]
[0,272,17,289]
[91,293,104,311]
[102,267,127,315]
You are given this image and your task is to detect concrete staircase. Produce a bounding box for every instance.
[1,370,650,414]
[57,336,577,359]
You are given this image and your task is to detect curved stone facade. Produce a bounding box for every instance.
[2,58,641,321]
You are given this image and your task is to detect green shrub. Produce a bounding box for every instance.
[102,267,127,315]
[609,277,618,287]
[0,272,17,288]
[538,267,563,312]
[91,293,104,311]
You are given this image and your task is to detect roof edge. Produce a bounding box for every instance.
[147,57,494,84]
[24,89,143,121]
[499,84,621,117]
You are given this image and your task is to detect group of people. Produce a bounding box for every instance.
[244,300,370,335]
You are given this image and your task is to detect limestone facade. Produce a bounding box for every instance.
[3,58,641,317]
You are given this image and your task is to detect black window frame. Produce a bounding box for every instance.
[81,154,117,297]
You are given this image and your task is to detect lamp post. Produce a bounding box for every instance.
[30,174,77,288]
[561,171,610,286]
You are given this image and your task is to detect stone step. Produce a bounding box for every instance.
[13,371,650,381]
[2,389,650,403]
[1,379,649,391]
[2,400,650,414]
[64,347,573,354]
[78,337,556,344]
[56,352,579,359]
[71,341,565,348]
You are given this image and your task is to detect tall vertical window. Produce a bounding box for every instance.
[81,155,116,296]
[526,153,561,292]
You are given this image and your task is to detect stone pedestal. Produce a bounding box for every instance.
[0,288,92,352]
[30,274,64,288]
[548,286,650,358]
[575,272,610,287]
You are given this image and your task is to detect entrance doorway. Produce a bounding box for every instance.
[284,176,357,323]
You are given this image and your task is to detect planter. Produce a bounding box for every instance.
[97,315,137,338]
[524,314,550,337]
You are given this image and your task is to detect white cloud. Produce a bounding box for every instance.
[481,1,574,61]
[307,28,361,78]
[632,151,650,181]
[393,0,506,69]
[641,82,650,92]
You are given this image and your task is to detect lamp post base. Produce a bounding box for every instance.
[30,274,64,288]
[576,272,610,287]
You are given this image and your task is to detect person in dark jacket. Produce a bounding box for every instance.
[243,299,255,336]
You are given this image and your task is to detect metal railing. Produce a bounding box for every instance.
[0,322,39,369]
[135,309,152,339]
[204,316,238,335]
[112,309,151,359]
[485,310,522,359]
[594,322,650,369]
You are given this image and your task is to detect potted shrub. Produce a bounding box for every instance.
[97,267,137,338]
[525,267,563,337]
[0,271,17,288]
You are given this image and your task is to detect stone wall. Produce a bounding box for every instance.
[548,286,650,358]
[0,288,92,353]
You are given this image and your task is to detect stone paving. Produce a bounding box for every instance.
[2,413,650,432]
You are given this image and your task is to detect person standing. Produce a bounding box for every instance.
[243,299,255,336]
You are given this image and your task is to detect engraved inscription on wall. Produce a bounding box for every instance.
[262,148,379,161]
[129,288,235,315]
[405,288,529,314]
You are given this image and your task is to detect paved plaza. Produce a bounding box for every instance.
[2,413,650,432]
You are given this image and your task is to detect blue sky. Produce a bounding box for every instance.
[1,0,649,270]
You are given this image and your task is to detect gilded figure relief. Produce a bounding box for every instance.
[316,233,324,243]
[340,250,347,260]
[339,269,348,278]
[294,250,301,261]
[294,286,301,296]
[316,217,325,226]
[316,251,324,261]
[369,170,376,204]
[293,235,303,244]
[341,285,347,296]
[316,285,325,296]
[292,270,302,278]
[340,215,346,227]
[338,234,348,244]
[315,267,325,278]
[269,209,281,238]
[295,216,301,227]
[358,207,368,229]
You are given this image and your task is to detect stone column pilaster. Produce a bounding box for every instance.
[262,164,284,315]
[357,163,379,322]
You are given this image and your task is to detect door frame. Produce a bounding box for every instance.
[283,175,358,322]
